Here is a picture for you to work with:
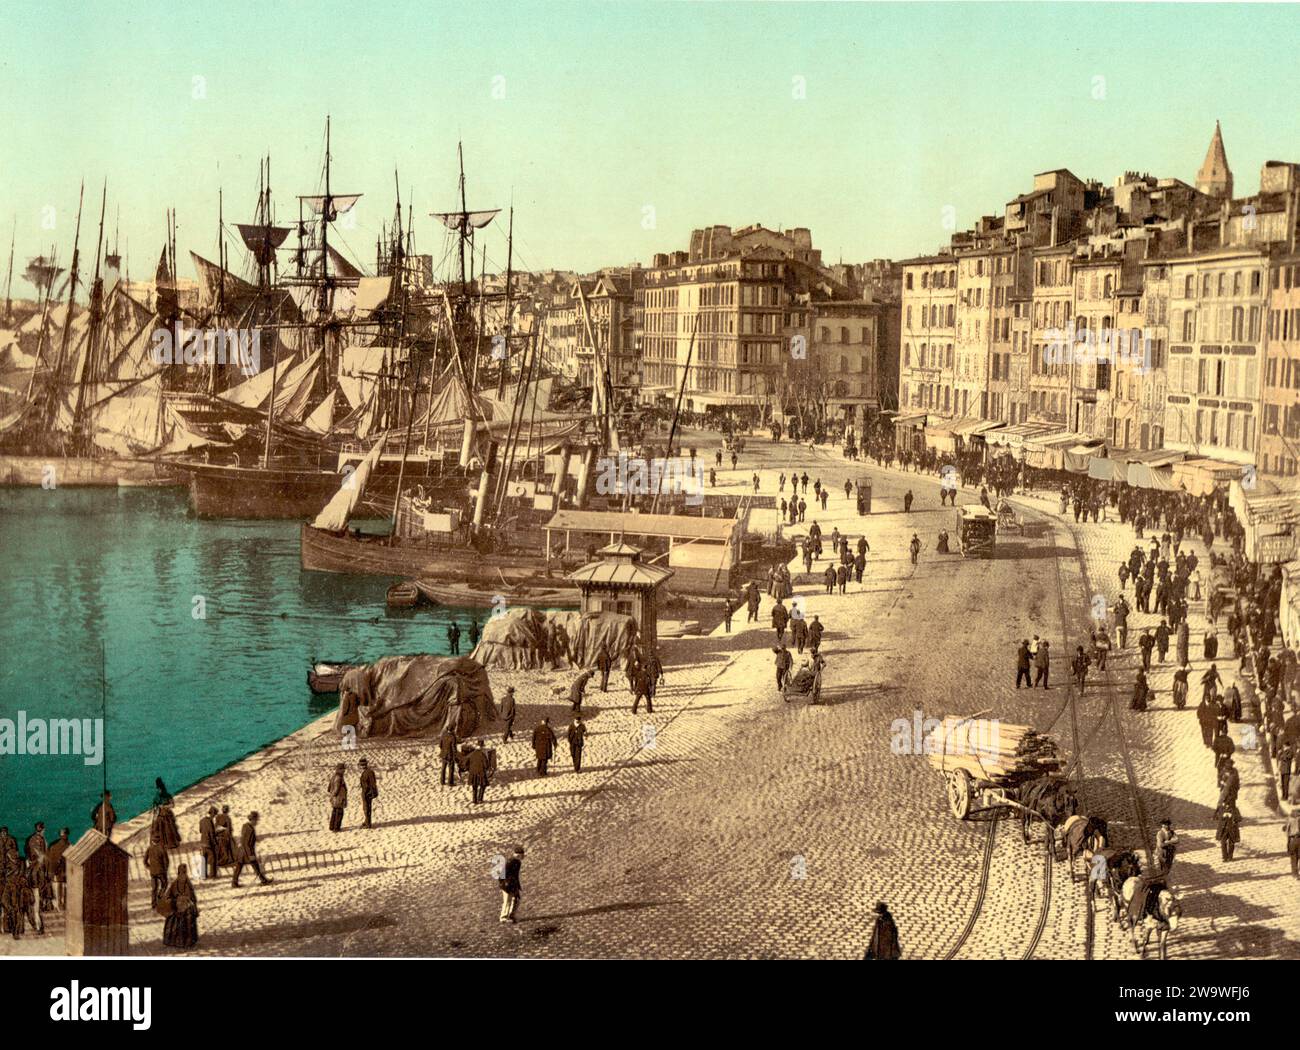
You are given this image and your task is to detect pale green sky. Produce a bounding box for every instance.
[2,1,1297,288]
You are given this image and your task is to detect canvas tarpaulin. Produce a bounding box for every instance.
[472,608,638,671]
[337,653,497,739]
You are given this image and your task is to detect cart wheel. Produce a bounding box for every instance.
[946,769,973,820]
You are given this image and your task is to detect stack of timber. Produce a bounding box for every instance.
[925,717,1061,783]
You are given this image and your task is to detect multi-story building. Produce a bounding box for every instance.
[898,255,957,424]
[1116,256,1170,451]
[805,300,887,425]
[636,248,788,414]
[1027,245,1073,426]
[985,247,1022,424]
[1007,289,1033,424]
[954,249,993,421]
[1070,245,1126,440]
[1164,248,1269,466]
[1262,254,1300,480]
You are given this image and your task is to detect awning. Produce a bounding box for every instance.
[1064,441,1106,474]
[1171,457,1246,497]
[1022,429,1076,469]
[986,421,1063,449]
[893,412,927,428]
[1088,457,1125,483]
[924,421,959,452]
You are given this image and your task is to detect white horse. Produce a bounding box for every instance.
[1121,876,1182,959]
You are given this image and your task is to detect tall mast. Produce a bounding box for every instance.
[48,182,85,429]
[457,141,467,291]
[498,204,513,398]
[72,181,108,452]
[319,116,332,318]
[3,217,14,323]
[212,187,225,396]
[472,242,486,391]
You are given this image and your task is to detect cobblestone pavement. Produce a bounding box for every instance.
[7,433,1291,959]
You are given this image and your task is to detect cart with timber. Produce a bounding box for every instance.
[926,715,1066,824]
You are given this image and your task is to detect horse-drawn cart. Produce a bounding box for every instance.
[925,716,1068,828]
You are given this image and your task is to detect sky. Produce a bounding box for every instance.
[2,1,1299,291]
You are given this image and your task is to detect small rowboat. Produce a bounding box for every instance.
[386,580,422,608]
[308,661,353,694]
[411,578,580,610]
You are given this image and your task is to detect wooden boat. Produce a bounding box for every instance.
[307,661,353,694]
[301,522,552,581]
[0,454,160,487]
[386,580,422,607]
[411,578,580,609]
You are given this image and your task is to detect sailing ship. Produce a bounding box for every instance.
[0,183,180,486]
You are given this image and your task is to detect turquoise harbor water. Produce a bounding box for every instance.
[0,487,475,840]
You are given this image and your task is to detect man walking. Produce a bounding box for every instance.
[863,901,901,960]
[498,846,524,924]
[1015,639,1032,689]
[466,740,491,804]
[569,669,593,714]
[808,615,825,656]
[909,533,921,565]
[144,831,169,908]
[199,806,218,879]
[500,685,517,742]
[774,644,793,690]
[772,598,790,644]
[567,717,587,773]
[1034,639,1051,689]
[595,643,613,692]
[1285,809,1300,877]
[231,812,271,888]
[447,621,461,655]
[439,726,459,786]
[1114,595,1130,648]
[359,758,378,829]
[532,718,557,777]
[327,763,347,832]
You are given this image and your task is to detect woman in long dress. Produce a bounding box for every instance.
[152,778,183,850]
[161,864,199,949]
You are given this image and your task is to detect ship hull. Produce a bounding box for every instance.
[300,523,552,582]
[0,454,160,487]
[175,461,467,520]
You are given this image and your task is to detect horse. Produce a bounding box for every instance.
[1122,876,1182,959]
[1091,848,1143,925]
[1019,776,1078,846]
[1059,814,1109,879]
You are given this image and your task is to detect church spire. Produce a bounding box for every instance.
[1195,120,1233,199]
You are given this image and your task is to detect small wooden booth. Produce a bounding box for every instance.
[567,542,674,653]
[65,829,130,956]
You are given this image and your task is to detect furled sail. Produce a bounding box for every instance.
[84,374,166,456]
[312,434,387,532]
[235,223,291,267]
[273,347,324,422]
[432,209,500,232]
[301,194,362,221]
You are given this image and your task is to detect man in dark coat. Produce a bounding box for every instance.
[327,763,347,832]
[774,645,793,690]
[46,828,70,909]
[863,901,901,959]
[199,806,219,879]
[439,727,459,787]
[500,686,517,741]
[447,621,461,655]
[567,718,587,773]
[231,812,271,888]
[359,758,378,829]
[144,831,169,907]
[532,718,557,777]
[1015,640,1032,689]
[91,790,116,839]
[791,616,808,653]
[465,740,491,803]
[1113,595,1130,648]
[498,846,523,924]
[823,564,836,594]
[808,615,825,656]
[595,644,613,692]
[569,670,593,714]
[1196,693,1220,748]
[772,599,790,643]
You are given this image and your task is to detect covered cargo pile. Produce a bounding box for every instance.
[472,608,637,670]
[337,654,497,738]
[924,717,1062,782]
